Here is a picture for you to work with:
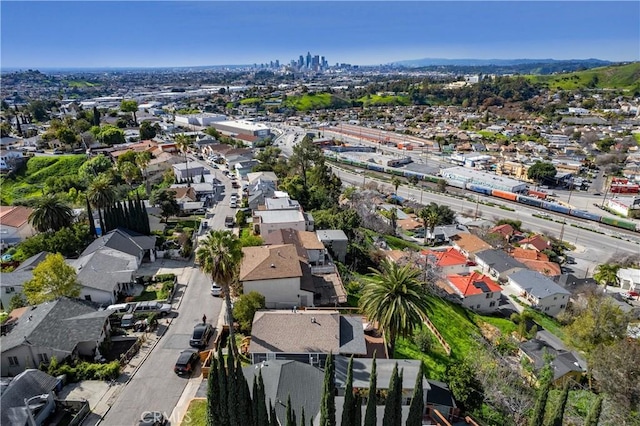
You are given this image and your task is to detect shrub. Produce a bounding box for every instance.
[233,291,266,333]
[155,273,176,282]
[46,359,120,382]
[414,328,433,353]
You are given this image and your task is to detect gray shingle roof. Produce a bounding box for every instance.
[82,228,153,259]
[1,369,59,426]
[69,250,136,292]
[520,338,585,381]
[509,269,571,298]
[1,298,111,353]
[243,360,323,425]
[475,249,526,274]
[13,251,50,272]
[0,271,32,288]
[334,356,428,392]
[338,316,367,355]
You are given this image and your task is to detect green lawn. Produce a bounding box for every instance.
[383,235,422,251]
[181,399,206,426]
[358,94,411,107]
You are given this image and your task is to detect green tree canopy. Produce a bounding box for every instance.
[150,189,180,222]
[79,154,113,180]
[593,263,621,287]
[23,253,81,304]
[139,121,158,140]
[120,99,139,125]
[527,161,557,184]
[233,291,266,333]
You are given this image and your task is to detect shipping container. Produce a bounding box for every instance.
[491,189,518,201]
[600,216,637,231]
[527,189,548,200]
[569,209,602,221]
[468,184,493,196]
[517,195,543,208]
[541,201,571,215]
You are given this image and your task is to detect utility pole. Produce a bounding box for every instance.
[474,194,480,219]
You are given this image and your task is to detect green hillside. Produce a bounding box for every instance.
[283,93,351,111]
[358,94,411,107]
[0,155,87,204]
[528,62,640,91]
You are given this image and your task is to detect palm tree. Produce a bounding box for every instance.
[391,176,401,194]
[28,194,74,232]
[87,174,117,231]
[175,134,193,185]
[196,230,244,350]
[359,260,430,357]
[135,152,151,195]
[593,263,621,288]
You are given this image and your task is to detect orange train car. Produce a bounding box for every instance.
[491,189,518,201]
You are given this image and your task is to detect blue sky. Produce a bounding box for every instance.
[1,1,638,68]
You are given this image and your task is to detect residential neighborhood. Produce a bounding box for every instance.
[1,40,640,426]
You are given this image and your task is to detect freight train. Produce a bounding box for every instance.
[330,156,640,233]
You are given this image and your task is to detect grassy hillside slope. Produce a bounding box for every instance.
[0,155,87,204]
[528,62,640,90]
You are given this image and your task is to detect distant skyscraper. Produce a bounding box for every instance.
[306,51,312,68]
[298,55,304,68]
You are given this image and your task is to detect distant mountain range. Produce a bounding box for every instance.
[390,58,612,67]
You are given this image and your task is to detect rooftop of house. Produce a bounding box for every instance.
[315,229,348,242]
[475,249,527,273]
[509,269,571,298]
[253,209,305,224]
[450,233,492,254]
[490,223,517,237]
[249,310,367,356]
[246,171,278,184]
[81,228,155,259]
[0,205,33,228]
[264,197,301,211]
[423,247,468,267]
[510,248,549,261]
[519,259,562,277]
[520,336,586,381]
[1,297,111,354]
[240,244,303,282]
[1,369,60,426]
[68,250,137,292]
[446,271,501,297]
[334,356,429,392]
[518,234,551,251]
[167,186,197,200]
[243,360,323,426]
[263,229,325,256]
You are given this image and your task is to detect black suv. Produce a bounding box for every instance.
[174,349,199,376]
[189,323,214,349]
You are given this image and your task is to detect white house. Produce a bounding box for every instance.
[508,270,571,317]
[0,149,23,171]
[617,268,640,292]
[239,244,314,308]
[252,210,309,236]
[445,271,502,312]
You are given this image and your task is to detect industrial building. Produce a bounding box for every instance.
[209,120,272,139]
[174,113,227,127]
[440,166,528,193]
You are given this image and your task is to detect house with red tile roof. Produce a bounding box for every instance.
[445,271,502,312]
[489,223,517,241]
[0,206,35,249]
[520,260,562,277]
[519,235,551,252]
[423,247,469,275]
[511,248,549,262]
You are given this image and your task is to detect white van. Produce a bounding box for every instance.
[106,303,133,314]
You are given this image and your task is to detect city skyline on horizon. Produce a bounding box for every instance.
[1,1,639,69]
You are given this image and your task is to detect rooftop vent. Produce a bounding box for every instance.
[270,263,275,268]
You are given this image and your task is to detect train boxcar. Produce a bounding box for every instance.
[527,189,548,200]
[467,184,493,196]
[368,163,385,172]
[446,179,467,189]
[517,195,543,208]
[491,189,518,201]
[541,201,571,215]
[569,209,602,222]
[600,216,637,231]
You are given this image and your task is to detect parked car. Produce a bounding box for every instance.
[190,323,214,348]
[132,301,172,316]
[621,291,639,300]
[120,314,136,328]
[225,216,234,228]
[107,303,134,314]
[137,411,167,426]
[174,349,200,376]
[211,283,222,297]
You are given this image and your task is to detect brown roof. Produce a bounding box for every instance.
[297,231,325,250]
[520,260,561,277]
[397,217,422,231]
[490,224,515,238]
[170,186,197,201]
[0,206,33,228]
[511,248,549,261]
[111,141,158,158]
[519,234,551,252]
[451,233,492,254]
[249,310,341,354]
[240,244,303,282]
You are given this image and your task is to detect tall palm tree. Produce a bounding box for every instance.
[28,194,74,232]
[196,230,244,349]
[593,263,621,288]
[359,260,430,357]
[135,152,151,195]
[391,176,401,194]
[87,173,117,232]
[175,134,193,186]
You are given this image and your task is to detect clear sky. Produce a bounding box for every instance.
[1,1,638,69]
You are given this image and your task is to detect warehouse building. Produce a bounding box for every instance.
[209,120,272,139]
[440,166,527,193]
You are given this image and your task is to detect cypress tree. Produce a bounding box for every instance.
[98,208,105,236]
[252,377,260,426]
[341,356,355,426]
[256,371,269,426]
[127,198,137,232]
[320,354,336,426]
[140,197,151,235]
[364,353,377,426]
[353,395,362,426]
[382,364,402,426]
[528,366,553,426]
[217,344,229,426]
[103,205,112,233]
[123,200,132,231]
[226,343,238,426]
[207,354,220,426]
[550,381,570,426]
[286,394,295,426]
[300,407,306,426]
[117,201,126,229]
[406,364,424,426]
[584,395,603,426]
[86,197,97,238]
[93,106,101,127]
[236,357,253,426]
[269,400,278,426]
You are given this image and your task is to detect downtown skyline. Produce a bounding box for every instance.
[1,1,639,69]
